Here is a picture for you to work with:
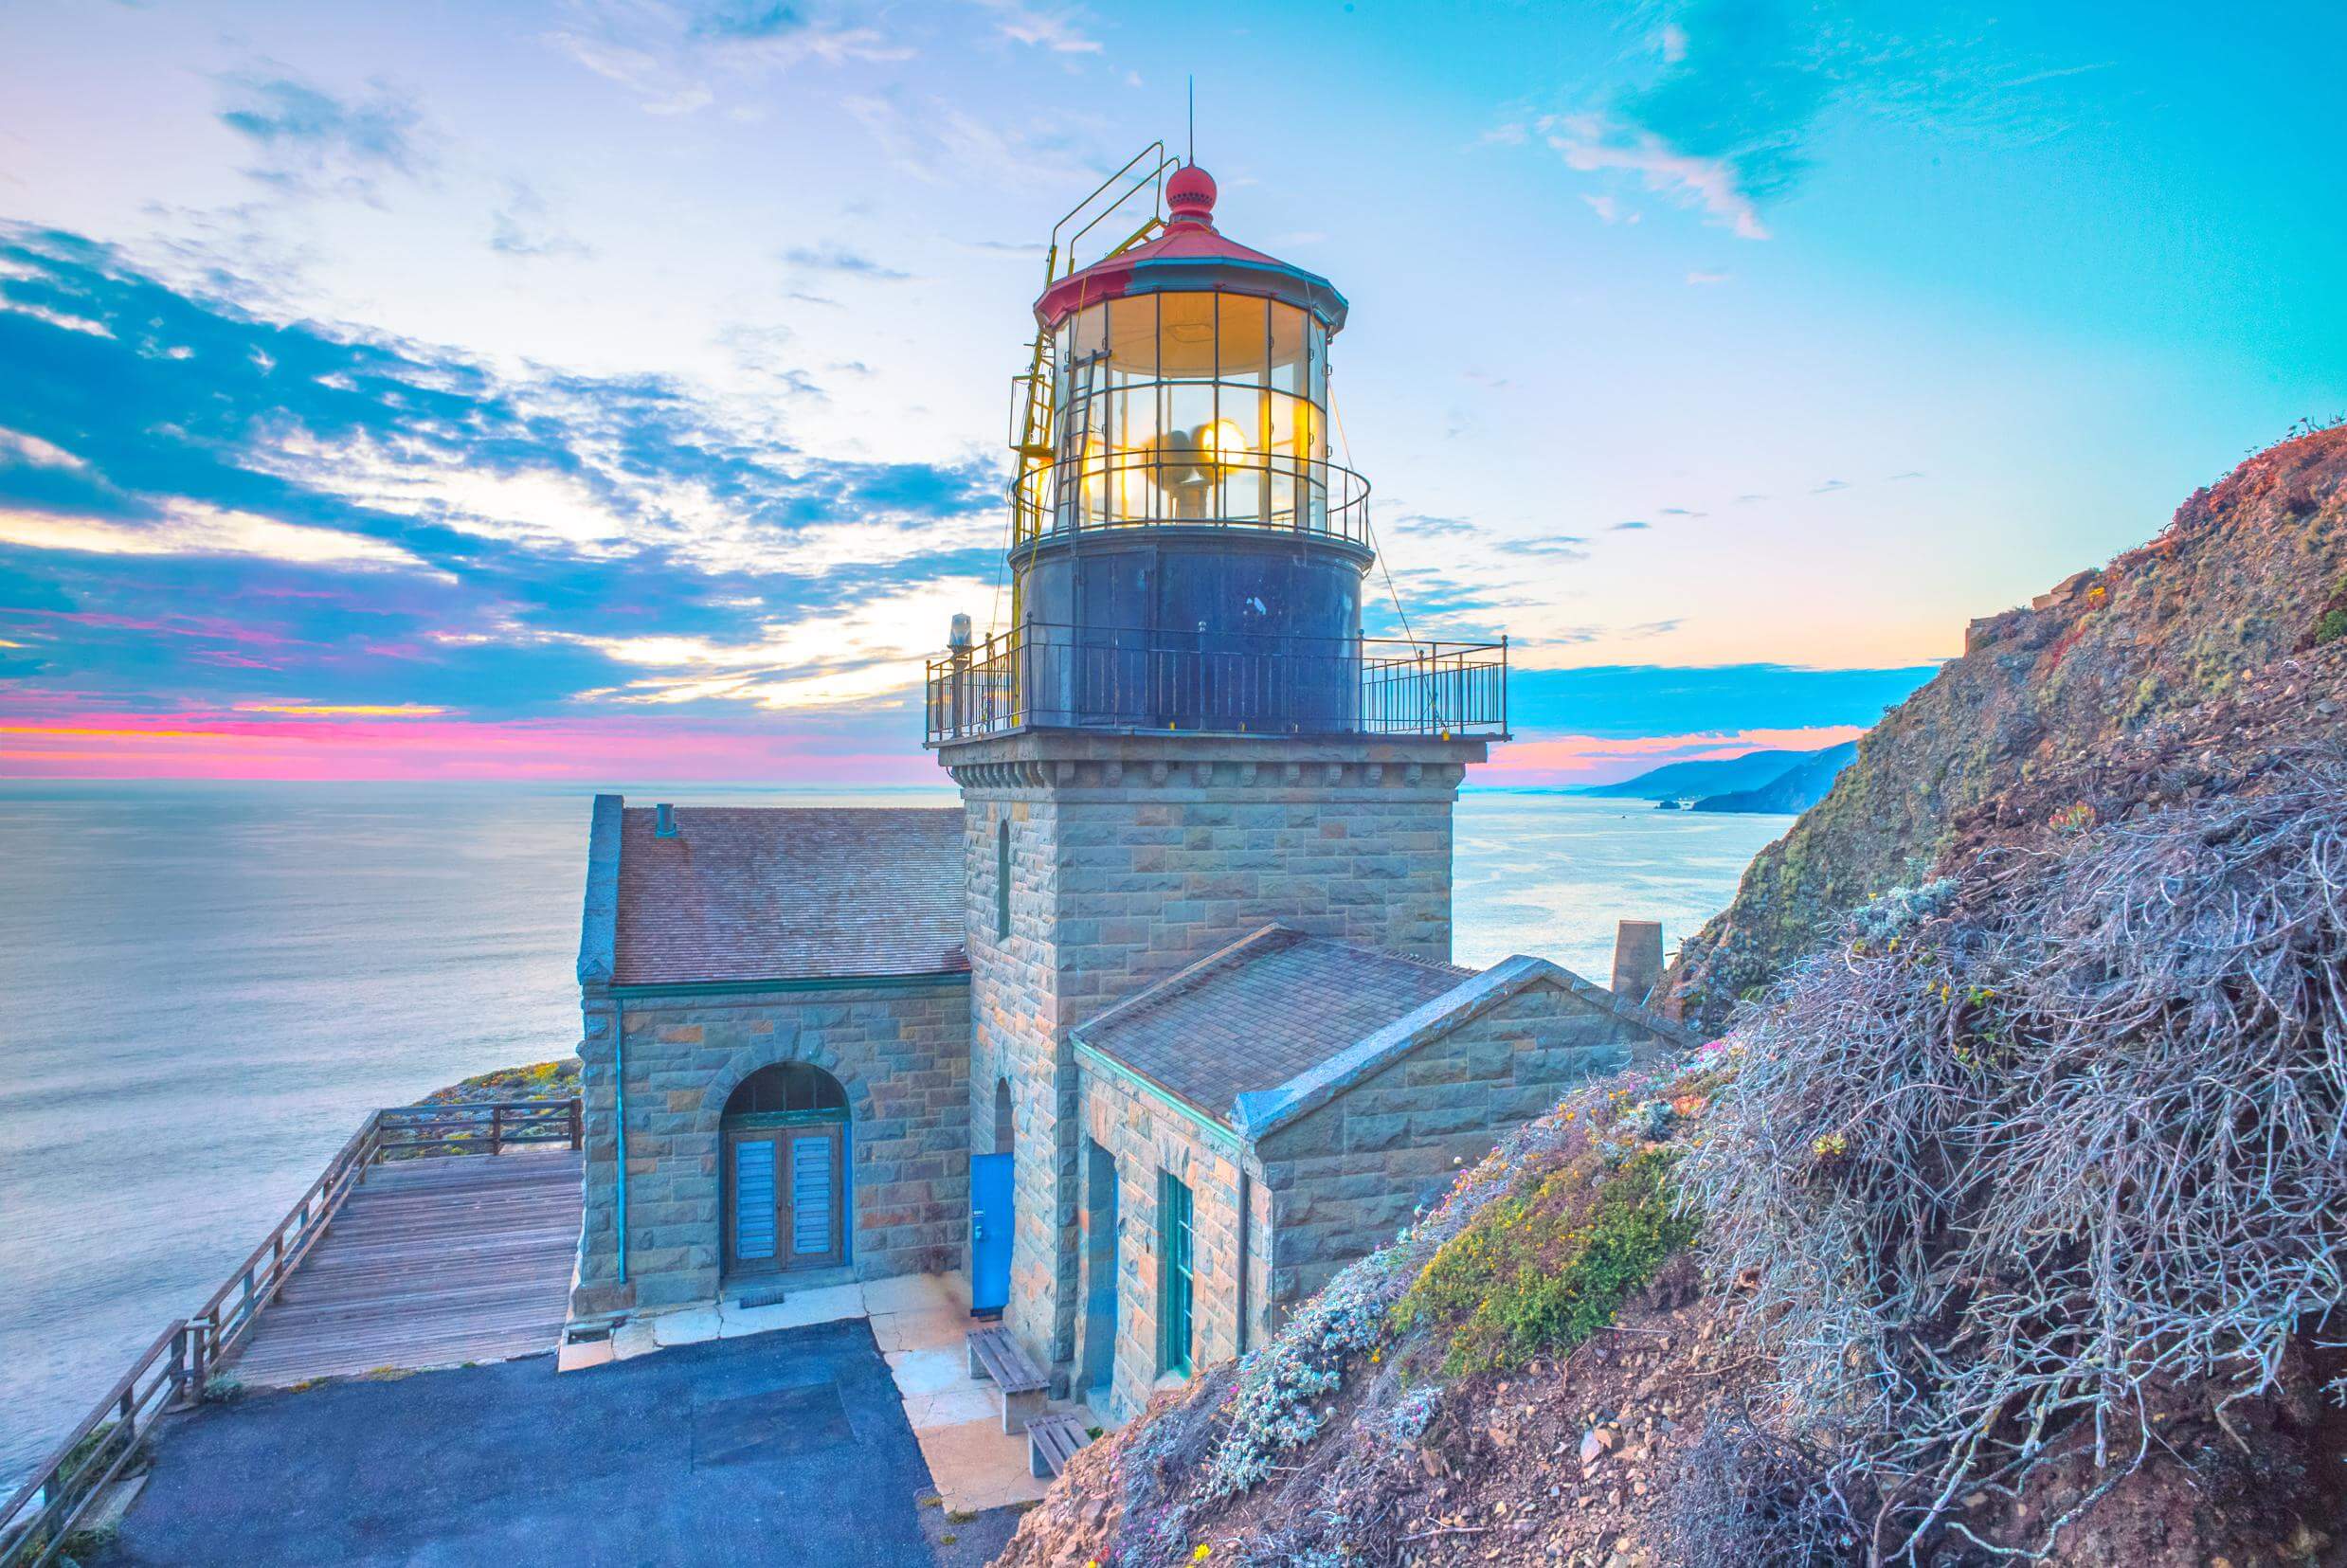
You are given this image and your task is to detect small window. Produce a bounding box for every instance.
[1156,1171,1194,1378]
[995,819,1012,940]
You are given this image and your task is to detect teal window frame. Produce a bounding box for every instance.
[1156,1170,1194,1377]
[996,819,1011,939]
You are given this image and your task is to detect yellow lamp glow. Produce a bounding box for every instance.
[1195,419,1250,474]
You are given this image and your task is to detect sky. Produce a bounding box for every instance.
[0,0,2339,786]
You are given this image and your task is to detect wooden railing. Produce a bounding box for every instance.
[0,1095,580,1568]
[375,1098,582,1160]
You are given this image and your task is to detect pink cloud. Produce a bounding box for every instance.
[1484,724,1866,787]
[0,709,937,784]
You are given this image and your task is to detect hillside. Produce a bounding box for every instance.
[993,430,2347,1568]
[1572,746,1831,801]
[1667,424,2347,1030]
[1688,739,1856,815]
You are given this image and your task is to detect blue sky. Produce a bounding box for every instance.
[0,0,2338,782]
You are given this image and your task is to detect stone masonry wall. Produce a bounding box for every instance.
[949,733,1482,1386]
[571,977,969,1316]
[1075,1058,1257,1425]
[1255,978,1645,1314]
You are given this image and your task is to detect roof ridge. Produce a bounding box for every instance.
[1229,954,1694,1138]
[1291,930,1477,980]
[1071,922,1305,1043]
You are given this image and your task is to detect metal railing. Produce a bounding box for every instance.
[1009,448,1374,552]
[0,1096,581,1568]
[926,622,1507,745]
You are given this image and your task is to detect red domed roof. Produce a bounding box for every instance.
[1033,163,1347,334]
[1164,164,1217,224]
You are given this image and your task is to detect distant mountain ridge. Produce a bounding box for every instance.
[1689,740,1859,814]
[1576,742,1856,814]
[1573,747,1826,801]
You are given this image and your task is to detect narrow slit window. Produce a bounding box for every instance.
[1156,1171,1194,1377]
[996,818,1012,940]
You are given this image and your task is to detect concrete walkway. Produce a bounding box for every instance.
[571,1273,1061,1515]
[102,1320,991,1568]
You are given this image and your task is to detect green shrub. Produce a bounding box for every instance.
[1392,1145,1697,1375]
[2315,605,2347,645]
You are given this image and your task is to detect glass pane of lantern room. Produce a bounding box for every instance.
[1268,392,1300,526]
[1269,305,1307,397]
[1217,295,1267,387]
[1158,294,1217,521]
[1108,297,1158,523]
[1158,292,1216,381]
[1215,296,1268,523]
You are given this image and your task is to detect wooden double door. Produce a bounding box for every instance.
[724,1119,845,1275]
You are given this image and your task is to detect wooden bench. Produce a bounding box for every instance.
[966,1327,1048,1434]
[1026,1412,1092,1478]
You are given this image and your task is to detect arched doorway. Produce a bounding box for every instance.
[721,1062,849,1277]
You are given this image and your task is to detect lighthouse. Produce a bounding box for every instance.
[569,151,1681,1438]
[930,157,1510,1387]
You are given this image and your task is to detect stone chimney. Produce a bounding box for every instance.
[1611,919,1663,1004]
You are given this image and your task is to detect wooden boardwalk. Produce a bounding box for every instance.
[225,1149,582,1387]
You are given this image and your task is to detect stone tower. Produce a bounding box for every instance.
[929,161,1507,1381]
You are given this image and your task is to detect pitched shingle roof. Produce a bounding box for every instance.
[1072,926,1475,1124]
[609,804,967,985]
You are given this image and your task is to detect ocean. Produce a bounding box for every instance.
[0,783,1789,1486]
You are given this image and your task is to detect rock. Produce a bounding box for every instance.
[1579,1427,1617,1465]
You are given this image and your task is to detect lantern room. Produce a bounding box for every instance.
[928,153,1509,746]
[1017,164,1354,543]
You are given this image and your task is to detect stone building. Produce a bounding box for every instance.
[568,160,1690,1424]
[569,803,971,1315]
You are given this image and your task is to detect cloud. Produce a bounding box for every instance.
[1397,514,1478,538]
[490,181,591,258]
[783,243,913,280]
[0,501,436,571]
[689,1,809,40]
[1541,112,1769,240]
[1520,534,1590,560]
[966,0,1103,53]
[1657,506,1706,517]
[0,223,1004,730]
[1811,478,1851,494]
[1485,722,1870,787]
[214,70,428,198]
[1887,470,1925,480]
[1686,269,1731,285]
[547,1,909,115]
[235,702,452,717]
[841,92,1104,189]
[0,428,88,471]
[1609,520,1651,531]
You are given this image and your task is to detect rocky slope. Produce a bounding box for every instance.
[994,430,2347,1568]
[1667,424,2347,1030]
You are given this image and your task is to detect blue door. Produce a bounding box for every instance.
[970,1152,1013,1314]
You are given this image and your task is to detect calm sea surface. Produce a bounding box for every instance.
[0,783,1787,1485]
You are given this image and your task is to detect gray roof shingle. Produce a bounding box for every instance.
[610,805,967,985]
[1072,926,1475,1124]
